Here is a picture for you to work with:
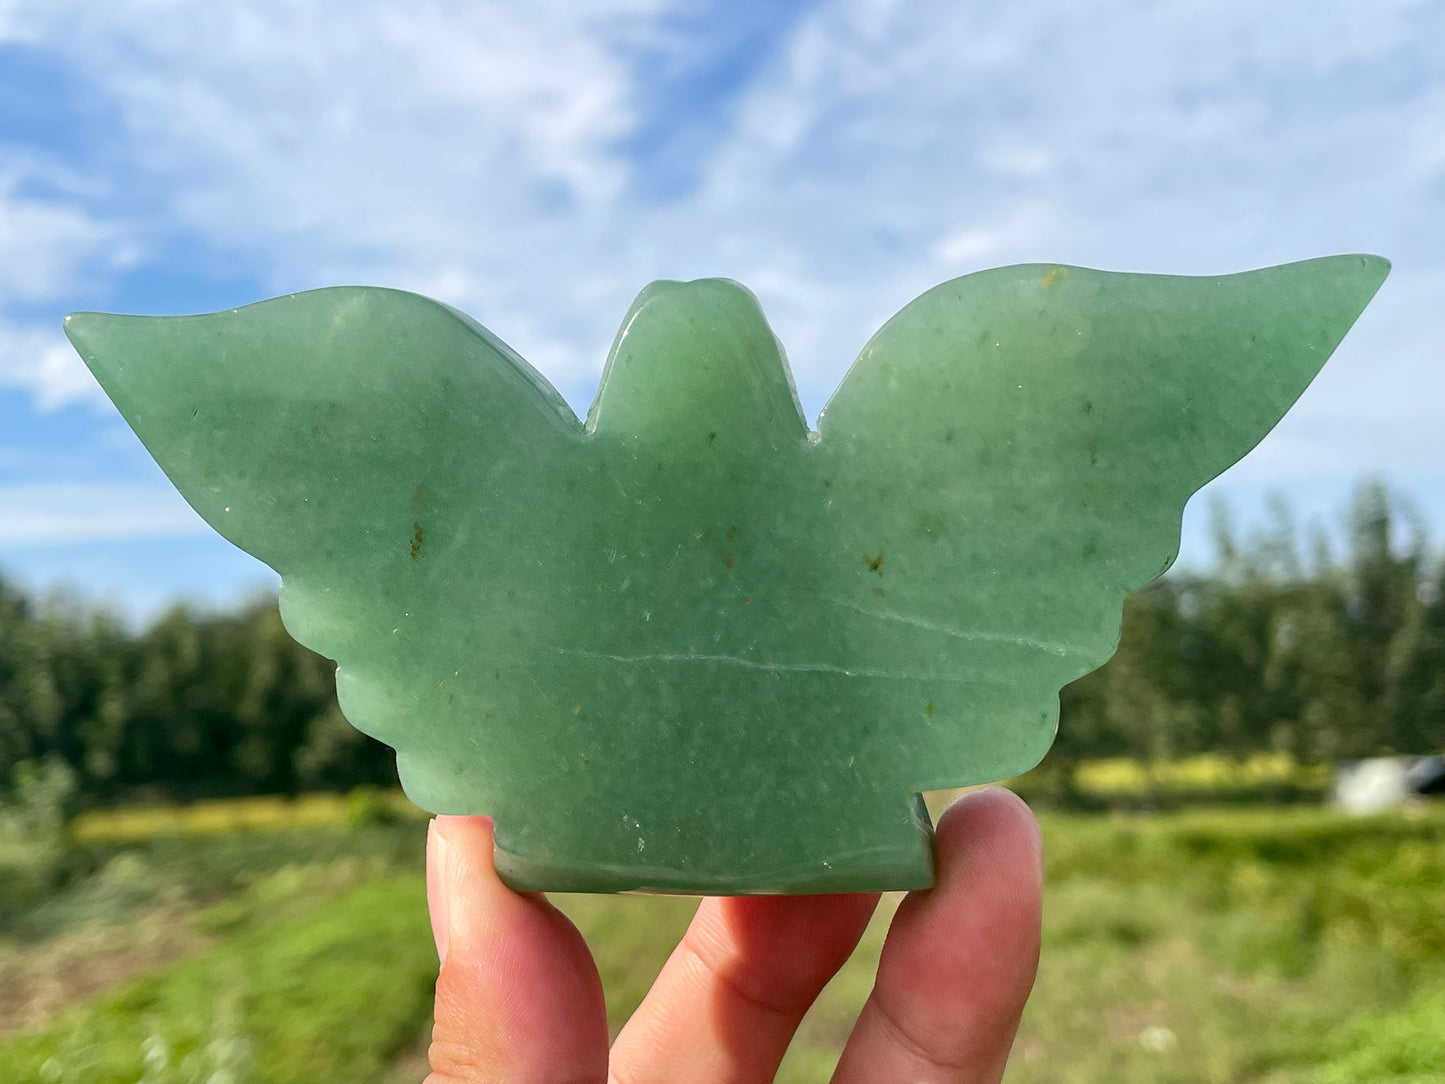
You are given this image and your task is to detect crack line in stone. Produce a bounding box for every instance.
[550,646,983,682]
[825,597,1088,658]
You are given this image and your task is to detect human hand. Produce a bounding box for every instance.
[424,787,1042,1083]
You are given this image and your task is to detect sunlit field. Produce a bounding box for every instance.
[3,785,1443,1083]
[68,789,422,845]
[60,753,1331,848]
[1069,752,1332,797]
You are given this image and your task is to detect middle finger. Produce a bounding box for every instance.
[608,892,879,1083]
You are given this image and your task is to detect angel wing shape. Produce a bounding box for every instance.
[65,255,1388,893]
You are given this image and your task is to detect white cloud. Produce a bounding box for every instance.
[0,482,210,543]
[26,335,102,411]
[0,176,118,303]
[0,0,677,375]
[0,321,104,410]
[931,200,1058,273]
[0,173,133,406]
[933,229,999,265]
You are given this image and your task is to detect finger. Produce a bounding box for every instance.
[830,788,1042,1084]
[425,816,609,1084]
[609,891,880,1083]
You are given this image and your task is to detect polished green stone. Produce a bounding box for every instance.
[65,255,1387,894]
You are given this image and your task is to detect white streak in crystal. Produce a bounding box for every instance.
[826,597,1087,658]
[551,646,987,683]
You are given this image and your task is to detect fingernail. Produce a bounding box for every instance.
[427,818,450,964]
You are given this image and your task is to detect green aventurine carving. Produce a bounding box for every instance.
[66,256,1388,894]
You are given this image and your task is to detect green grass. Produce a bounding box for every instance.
[4,877,436,1084]
[1,804,1442,1082]
[991,806,1445,1084]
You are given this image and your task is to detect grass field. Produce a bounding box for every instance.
[2,795,1443,1083]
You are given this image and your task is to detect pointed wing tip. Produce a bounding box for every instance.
[62,309,170,370]
[1360,252,1391,292]
[1331,250,1390,280]
[1253,254,1390,333]
[62,311,151,398]
[62,310,95,338]
[1310,253,1392,331]
[1312,252,1391,296]
[62,310,126,358]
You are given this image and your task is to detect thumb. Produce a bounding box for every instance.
[425,816,609,1084]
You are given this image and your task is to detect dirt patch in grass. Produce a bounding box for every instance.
[0,834,425,1039]
[0,902,213,1034]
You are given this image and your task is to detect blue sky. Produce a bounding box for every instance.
[0,0,1442,622]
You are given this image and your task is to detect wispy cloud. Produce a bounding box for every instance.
[0,170,132,406]
[0,482,208,543]
[0,172,121,300]
[0,321,103,409]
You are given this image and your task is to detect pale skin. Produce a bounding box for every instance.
[424,787,1043,1084]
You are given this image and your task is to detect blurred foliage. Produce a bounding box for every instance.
[0,757,80,912]
[0,479,1441,813]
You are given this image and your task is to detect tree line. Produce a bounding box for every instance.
[0,588,393,803]
[1,481,1441,806]
[1054,481,1444,774]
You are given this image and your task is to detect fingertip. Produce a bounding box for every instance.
[432,814,497,862]
[936,784,1040,840]
[934,786,1043,894]
[431,816,499,959]
[426,819,449,963]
